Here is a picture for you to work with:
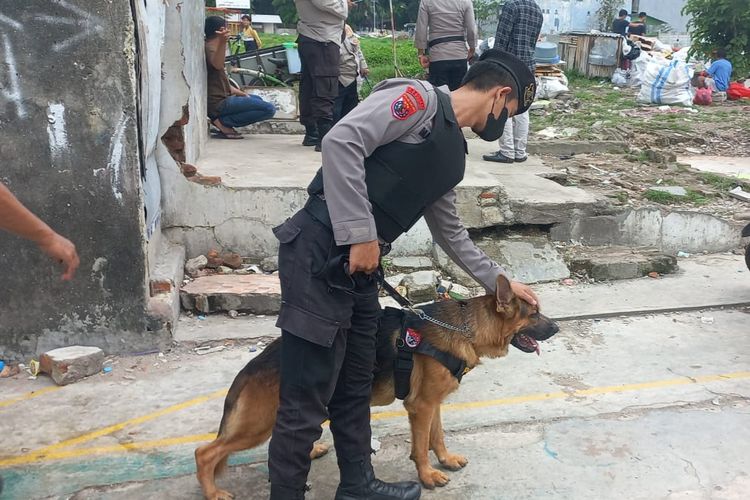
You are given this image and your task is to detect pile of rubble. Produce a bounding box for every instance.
[184,249,278,279]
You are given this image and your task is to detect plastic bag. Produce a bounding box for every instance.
[693,87,712,105]
[536,76,569,99]
[637,60,694,106]
[727,82,750,100]
[612,69,628,86]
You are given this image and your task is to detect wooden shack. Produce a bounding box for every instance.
[558,32,623,78]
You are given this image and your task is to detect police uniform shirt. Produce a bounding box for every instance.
[415,0,477,62]
[321,78,507,292]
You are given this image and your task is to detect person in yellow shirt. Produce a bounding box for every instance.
[240,14,262,53]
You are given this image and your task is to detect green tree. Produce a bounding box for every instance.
[272,0,298,24]
[683,0,750,76]
[474,0,502,38]
[595,0,622,32]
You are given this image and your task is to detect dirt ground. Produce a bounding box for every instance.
[530,80,750,216]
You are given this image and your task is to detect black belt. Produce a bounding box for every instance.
[428,35,466,48]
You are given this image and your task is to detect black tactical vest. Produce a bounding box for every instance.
[308,87,467,243]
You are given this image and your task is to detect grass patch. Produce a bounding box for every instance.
[700,172,737,191]
[644,188,711,205]
[258,35,423,96]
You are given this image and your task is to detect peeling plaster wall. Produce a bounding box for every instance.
[156,1,207,232]
[0,1,154,360]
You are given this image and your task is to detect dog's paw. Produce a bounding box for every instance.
[310,442,330,460]
[418,467,450,489]
[439,453,468,471]
[209,489,234,500]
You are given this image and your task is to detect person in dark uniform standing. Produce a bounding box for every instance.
[295,0,348,151]
[267,49,540,500]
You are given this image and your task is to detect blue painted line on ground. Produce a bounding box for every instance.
[0,446,268,499]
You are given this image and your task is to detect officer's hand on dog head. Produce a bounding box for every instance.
[510,281,538,307]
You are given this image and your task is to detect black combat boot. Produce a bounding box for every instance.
[270,483,306,500]
[302,124,319,147]
[334,456,421,500]
[314,119,333,152]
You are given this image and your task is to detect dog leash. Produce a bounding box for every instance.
[378,275,473,338]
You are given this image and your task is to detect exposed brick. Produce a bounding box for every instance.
[206,249,223,269]
[180,163,198,177]
[161,125,186,163]
[221,252,243,269]
[180,274,281,314]
[187,174,222,186]
[150,279,173,296]
[39,346,105,385]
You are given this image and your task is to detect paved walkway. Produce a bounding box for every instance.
[1,255,749,499]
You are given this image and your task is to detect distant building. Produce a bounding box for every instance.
[527,0,690,35]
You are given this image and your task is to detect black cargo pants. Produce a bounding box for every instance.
[297,35,341,127]
[268,208,380,491]
[428,59,468,91]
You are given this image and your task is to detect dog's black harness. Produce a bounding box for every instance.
[379,276,473,400]
[393,312,470,400]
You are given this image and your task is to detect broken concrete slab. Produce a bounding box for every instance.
[566,246,678,281]
[678,155,750,179]
[476,236,570,283]
[387,256,434,273]
[729,186,750,203]
[402,270,438,303]
[538,254,750,320]
[173,136,603,260]
[180,274,281,314]
[551,207,744,254]
[434,235,570,286]
[39,346,105,386]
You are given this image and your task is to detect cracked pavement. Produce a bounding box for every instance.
[1,269,749,499]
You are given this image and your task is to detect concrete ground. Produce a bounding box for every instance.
[1,255,749,499]
[678,156,750,180]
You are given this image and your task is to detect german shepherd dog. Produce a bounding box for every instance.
[195,275,559,499]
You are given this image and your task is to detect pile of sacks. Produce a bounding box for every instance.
[612,39,695,106]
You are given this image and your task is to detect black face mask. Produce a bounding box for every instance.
[474,96,509,142]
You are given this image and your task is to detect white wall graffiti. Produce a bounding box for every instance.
[107,111,129,202]
[46,103,69,160]
[1,1,106,121]
[42,0,105,52]
[0,33,26,118]
[0,13,22,30]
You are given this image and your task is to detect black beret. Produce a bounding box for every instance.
[479,49,537,115]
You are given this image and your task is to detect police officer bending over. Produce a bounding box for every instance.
[268,49,539,500]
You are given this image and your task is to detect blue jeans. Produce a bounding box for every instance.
[216,95,275,128]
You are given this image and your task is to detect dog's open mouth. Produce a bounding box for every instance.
[511,333,540,355]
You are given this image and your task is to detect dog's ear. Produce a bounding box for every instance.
[495,274,515,313]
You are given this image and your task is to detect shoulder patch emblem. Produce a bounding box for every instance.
[405,328,422,348]
[405,86,426,110]
[391,85,426,120]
